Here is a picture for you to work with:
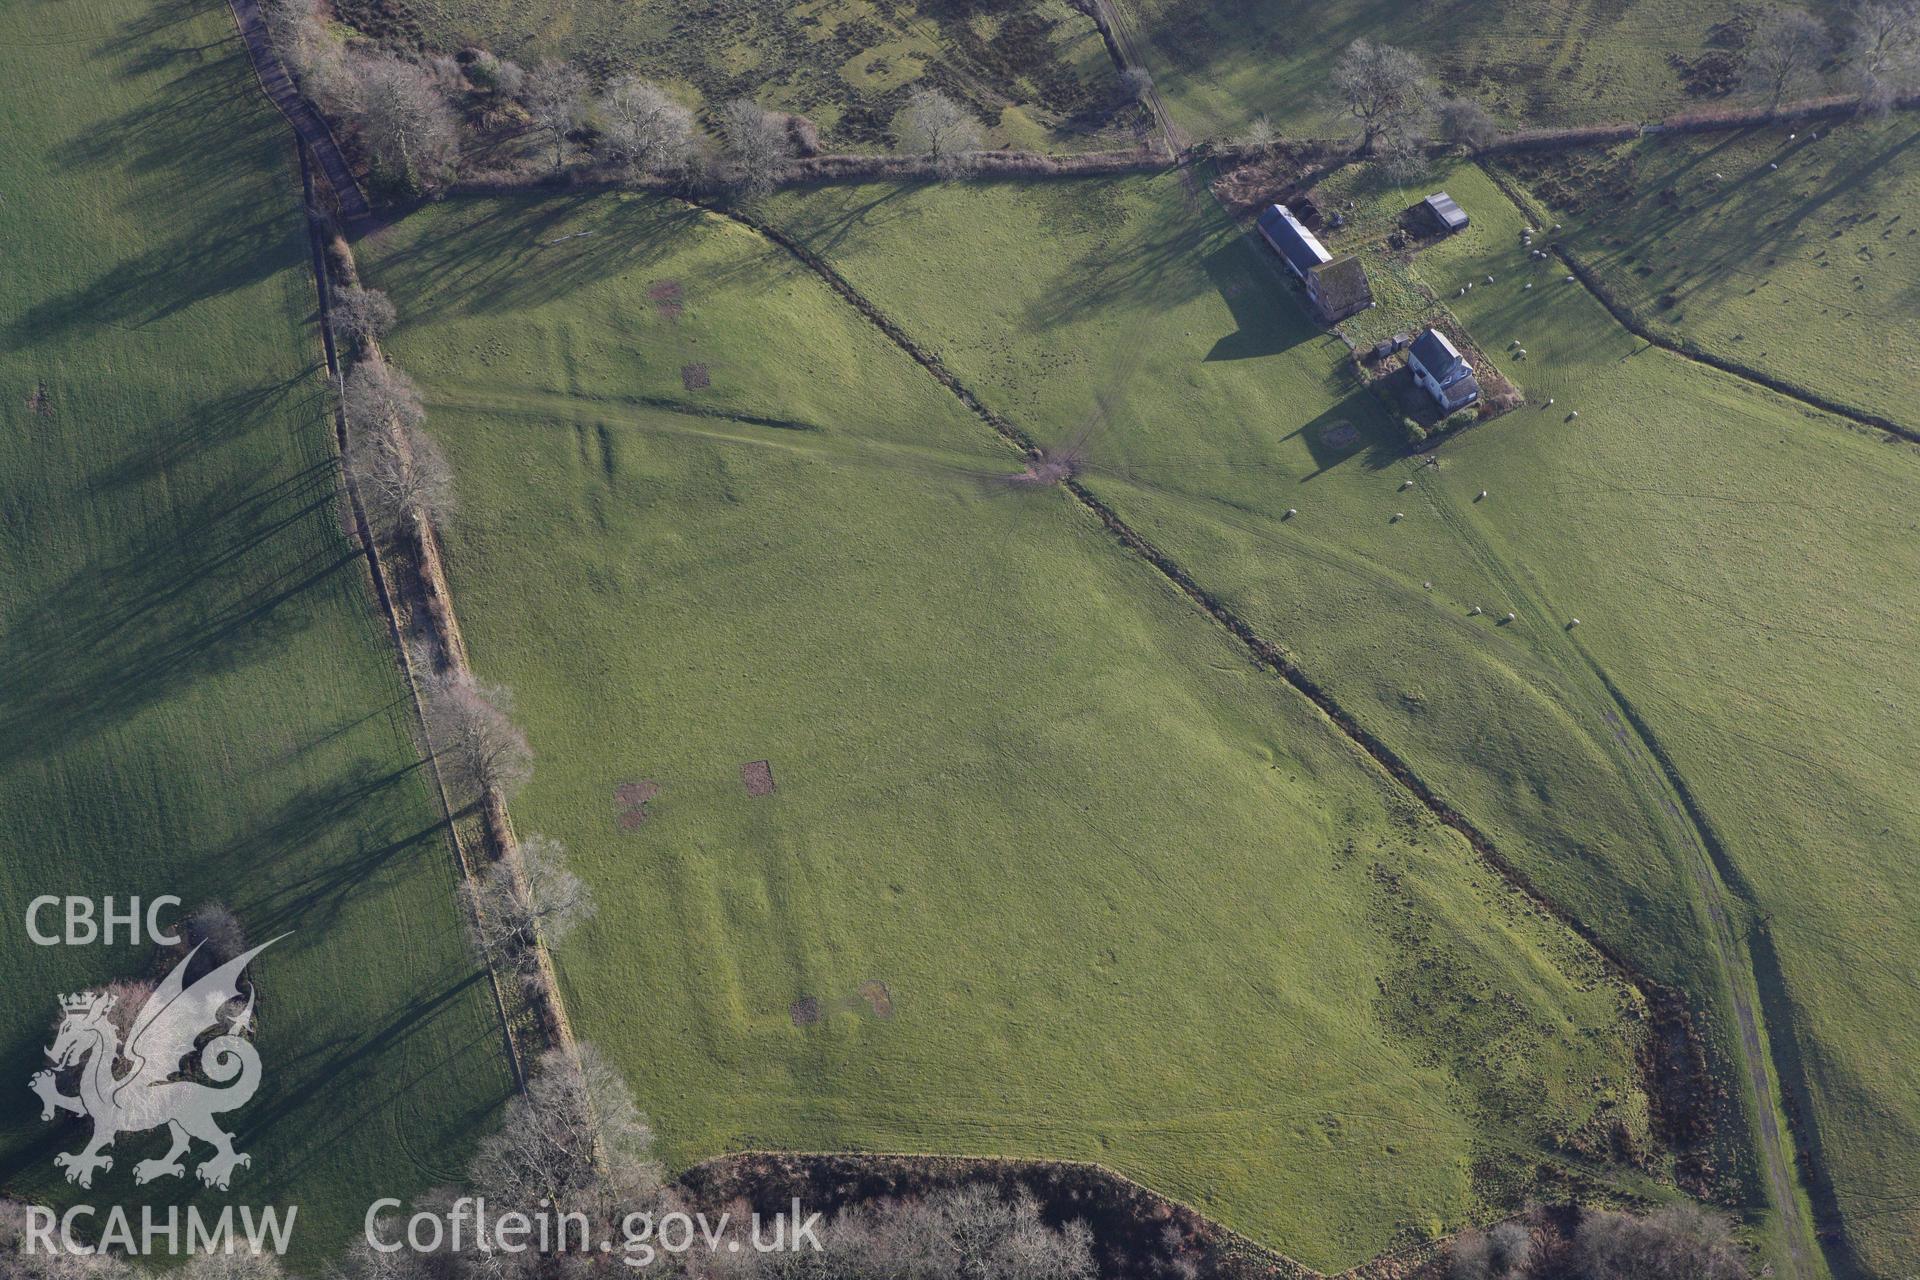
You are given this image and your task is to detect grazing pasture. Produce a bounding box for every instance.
[1111,0,1773,142]
[360,192,1662,1270]
[337,0,1131,150]
[0,0,510,1261]
[765,167,1920,1278]
[1499,116,1920,436]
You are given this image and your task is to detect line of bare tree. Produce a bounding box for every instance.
[261,0,1045,203]
[1267,2,1920,184]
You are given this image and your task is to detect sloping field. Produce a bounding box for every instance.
[765,168,1920,1278]
[1111,0,1762,142]
[1498,115,1920,436]
[360,193,1661,1269]
[0,0,509,1260]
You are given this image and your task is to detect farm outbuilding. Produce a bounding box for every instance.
[1256,203,1373,323]
[1257,202,1330,275]
[1423,192,1469,232]
[1407,328,1480,411]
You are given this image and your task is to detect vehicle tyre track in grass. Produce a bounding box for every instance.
[1416,454,1822,1280]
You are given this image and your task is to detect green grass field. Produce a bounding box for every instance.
[1112,0,1784,143]
[763,166,1920,1278]
[1496,115,1920,436]
[0,0,510,1261]
[338,0,1130,151]
[359,191,1665,1269]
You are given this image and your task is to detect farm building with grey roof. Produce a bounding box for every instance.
[1255,203,1373,323]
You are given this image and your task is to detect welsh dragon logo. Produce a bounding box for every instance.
[29,938,281,1191]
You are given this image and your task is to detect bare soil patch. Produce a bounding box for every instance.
[789,996,820,1027]
[741,760,775,797]
[681,363,710,391]
[858,980,893,1019]
[26,382,50,417]
[615,780,660,829]
[648,280,683,320]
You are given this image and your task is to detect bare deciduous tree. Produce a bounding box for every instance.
[1437,96,1497,150]
[332,284,397,347]
[721,1185,1094,1280]
[1574,1205,1750,1280]
[467,1045,662,1221]
[1450,1222,1533,1280]
[524,59,587,171]
[718,98,791,198]
[599,75,696,179]
[325,1225,435,1280]
[1330,39,1435,154]
[1742,7,1833,107]
[1239,112,1279,154]
[341,360,454,534]
[342,357,423,432]
[1845,0,1920,112]
[1119,66,1155,103]
[2,1201,134,1280]
[896,89,982,176]
[351,52,459,193]
[465,833,596,968]
[174,1252,285,1280]
[423,672,533,803]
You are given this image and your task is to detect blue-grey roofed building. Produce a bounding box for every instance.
[1257,204,1332,277]
[1406,327,1480,411]
[1255,203,1374,322]
[1423,192,1469,233]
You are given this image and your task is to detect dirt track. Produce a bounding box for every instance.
[227,0,369,224]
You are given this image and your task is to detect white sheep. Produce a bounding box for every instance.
[1504,612,1516,622]
[1569,618,1581,627]
[1477,490,1488,500]
[1400,479,1415,490]
[1393,512,1405,521]
[1284,507,1298,518]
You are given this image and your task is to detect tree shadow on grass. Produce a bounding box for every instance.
[86,378,315,493]
[0,462,351,769]
[363,194,707,324]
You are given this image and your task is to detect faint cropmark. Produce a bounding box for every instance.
[31,937,283,1190]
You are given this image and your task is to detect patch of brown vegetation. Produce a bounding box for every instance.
[615,780,660,830]
[26,382,50,417]
[648,280,683,321]
[741,760,774,797]
[857,980,893,1019]
[1209,142,1343,218]
[681,363,710,391]
[789,996,820,1027]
